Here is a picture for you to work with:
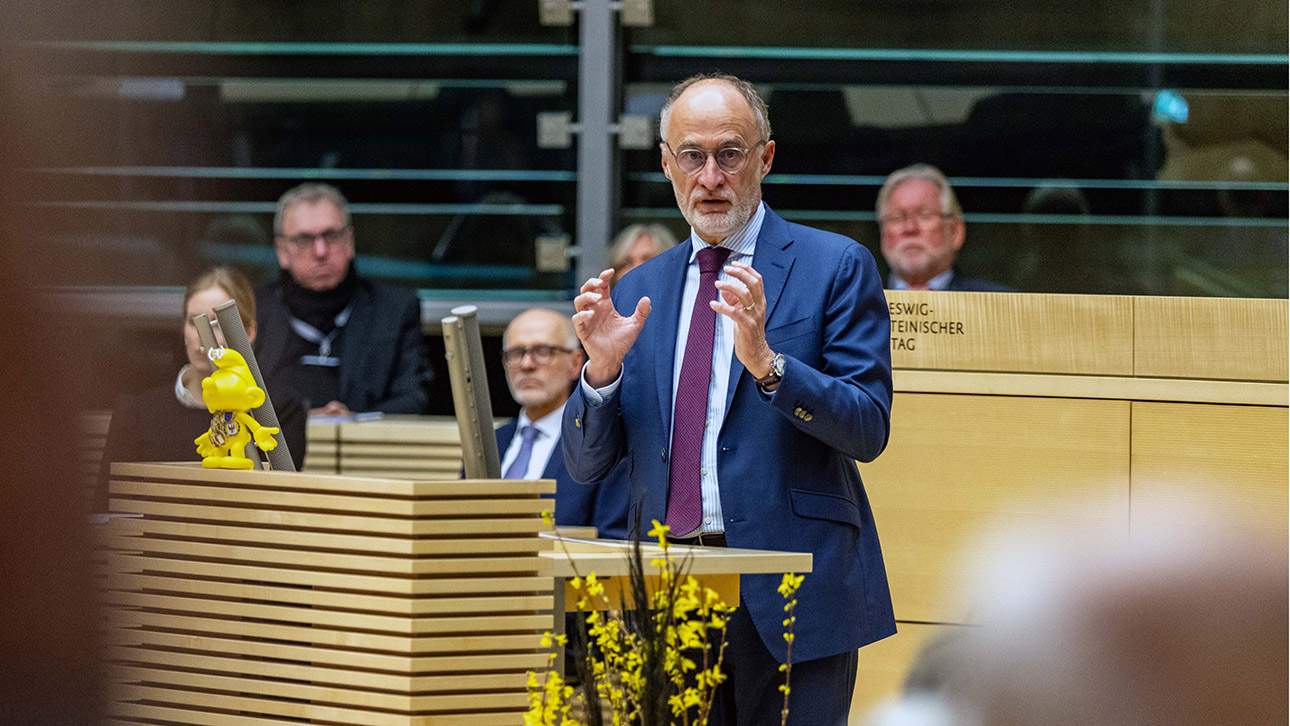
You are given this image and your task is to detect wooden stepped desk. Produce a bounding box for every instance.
[304,415,473,480]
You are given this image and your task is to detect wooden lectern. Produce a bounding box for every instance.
[101,463,555,725]
[100,463,813,726]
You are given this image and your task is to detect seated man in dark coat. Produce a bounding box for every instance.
[255,183,428,415]
[878,163,1014,292]
[497,307,628,539]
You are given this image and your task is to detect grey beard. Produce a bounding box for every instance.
[677,190,761,241]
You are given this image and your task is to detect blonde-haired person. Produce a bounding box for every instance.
[608,223,679,287]
[96,267,307,511]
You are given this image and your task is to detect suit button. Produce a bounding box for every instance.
[661,449,667,462]
[574,417,581,429]
[803,413,813,422]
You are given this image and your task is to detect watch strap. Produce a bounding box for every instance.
[756,353,784,387]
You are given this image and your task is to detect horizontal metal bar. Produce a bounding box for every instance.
[26,201,565,215]
[633,45,1288,66]
[622,207,1288,227]
[30,167,1286,192]
[202,244,538,283]
[32,41,578,56]
[49,285,573,332]
[629,171,1289,192]
[33,167,576,183]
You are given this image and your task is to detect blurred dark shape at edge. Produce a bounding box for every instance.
[0,6,103,725]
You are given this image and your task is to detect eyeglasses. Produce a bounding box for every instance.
[662,141,766,175]
[501,345,573,368]
[278,226,351,249]
[880,211,952,229]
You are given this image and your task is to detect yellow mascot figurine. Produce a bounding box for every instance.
[195,347,279,469]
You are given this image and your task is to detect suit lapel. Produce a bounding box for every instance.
[652,244,690,437]
[496,420,517,452]
[723,208,794,416]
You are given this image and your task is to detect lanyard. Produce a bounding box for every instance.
[289,303,354,367]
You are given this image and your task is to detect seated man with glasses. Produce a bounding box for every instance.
[497,308,628,538]
[254,182,428,416]
[878,163,1013,292]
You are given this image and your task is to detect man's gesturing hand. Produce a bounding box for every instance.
[712,261,775,379]
[572,269,651,387]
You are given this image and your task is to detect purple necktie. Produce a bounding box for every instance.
[665,245,731,535]
[504,425,539,479]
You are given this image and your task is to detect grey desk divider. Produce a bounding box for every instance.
[212,299,296,472]
[442,305,501,479]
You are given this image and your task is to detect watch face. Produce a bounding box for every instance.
[773,354,785,376]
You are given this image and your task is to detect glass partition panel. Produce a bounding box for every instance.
[623,24,1287,297]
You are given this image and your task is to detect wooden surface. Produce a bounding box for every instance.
[1133,296,1288,382]
[545,536,812,611]
[859,393,1132,624]
[1130,402,1289,534]
[102,463,555,726]
[303,416,492,479]
[894,369,1287,405]
[885,291,1135,375]
[849,293,1287,722]
[544,536,813,578]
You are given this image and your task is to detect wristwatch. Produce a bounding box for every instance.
[756,352,786,389]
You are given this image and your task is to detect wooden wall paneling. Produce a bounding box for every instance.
[1134,297,1289,382]
[858,393,1132,624]
[894,369,1287,406]
[1130,401,1289,535]
[885,291,1135,375]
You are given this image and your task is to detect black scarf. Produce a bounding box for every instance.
[279,262,359,333]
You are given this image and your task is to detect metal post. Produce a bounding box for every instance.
[575,0,619,287]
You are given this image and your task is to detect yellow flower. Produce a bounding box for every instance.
[647,519,671,548]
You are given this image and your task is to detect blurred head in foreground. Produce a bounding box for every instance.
[868,503,1287,726]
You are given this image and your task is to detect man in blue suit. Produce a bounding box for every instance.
[499,308,627,539]
[561,75,895,725]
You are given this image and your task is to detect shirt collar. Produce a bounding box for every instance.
[889,268,954,291]
[686,200,766,263]
[174,366,208,410]
[518,400,567,441]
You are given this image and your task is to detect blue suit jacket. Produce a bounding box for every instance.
[562,206,896,663]
[497,419,629,541]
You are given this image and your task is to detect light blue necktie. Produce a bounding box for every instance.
[503,425,539,479]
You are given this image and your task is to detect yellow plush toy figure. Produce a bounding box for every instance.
[195,348,279,469]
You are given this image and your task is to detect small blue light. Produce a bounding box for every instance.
[1152,90,1189,123]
